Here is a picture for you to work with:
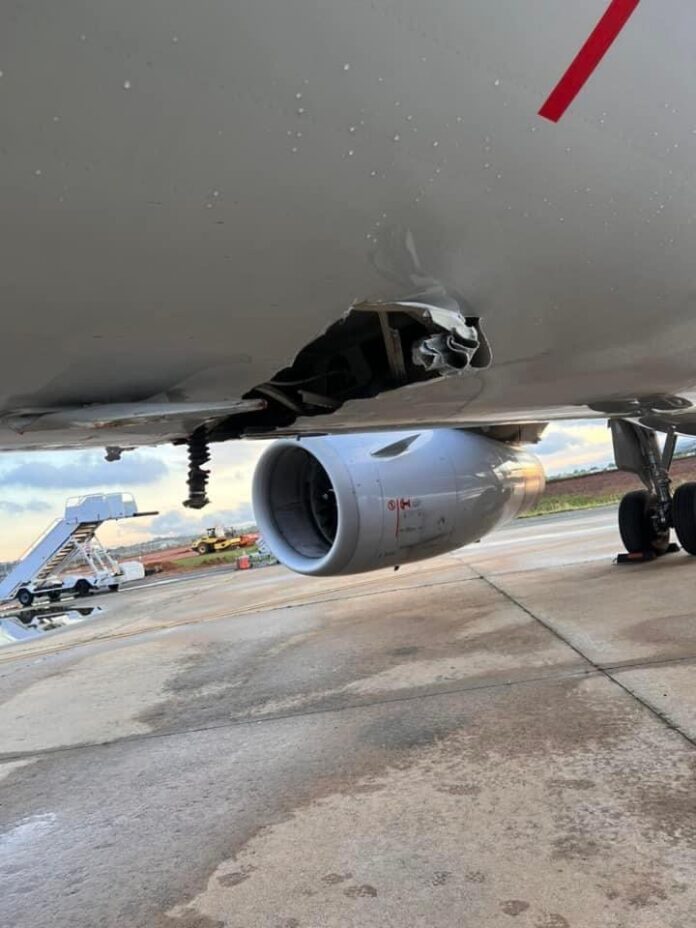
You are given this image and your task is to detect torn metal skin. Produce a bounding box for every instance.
[352,297,491,375]
[229,294,492,440]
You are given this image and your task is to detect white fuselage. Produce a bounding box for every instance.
[2,1,696,449]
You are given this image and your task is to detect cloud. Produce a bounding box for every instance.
[146,511,202,537]
[128,505,256,539]
[535,420,613,475]
[534,431,577,454]
[0,499,52,514]
[0,453,168,489]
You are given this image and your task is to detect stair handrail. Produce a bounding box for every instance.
[64,492,135,514]
[14,518,63,564]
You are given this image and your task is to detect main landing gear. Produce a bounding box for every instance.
[611,419,696,562]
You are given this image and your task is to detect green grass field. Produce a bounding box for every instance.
[523,456,696,519]
[523,491,622,518]
[170,546,258,570]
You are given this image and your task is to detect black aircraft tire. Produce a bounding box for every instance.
[673,483,696,555]
[618,490,669,555]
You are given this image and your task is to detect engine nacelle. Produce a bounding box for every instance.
[252,430,545,576]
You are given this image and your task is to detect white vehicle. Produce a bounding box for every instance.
[3,4,696,569]
[56,571,121,599]
[17,558,146,608]
[0,495,154,607]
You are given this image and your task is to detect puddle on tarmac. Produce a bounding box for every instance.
[0,605,103,645]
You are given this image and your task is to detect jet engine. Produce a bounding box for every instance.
[252,429,545,576]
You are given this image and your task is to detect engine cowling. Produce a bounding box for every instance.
[252,429,545,576]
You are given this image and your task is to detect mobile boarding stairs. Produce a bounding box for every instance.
[0,493,156,608]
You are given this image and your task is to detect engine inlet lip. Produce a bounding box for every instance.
[252,439,361,576]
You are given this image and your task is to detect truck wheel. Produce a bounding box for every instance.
[108,584,119,593]
[48,591,61,603]
[74,579,91,598]
[197,543,209,555]
[17,588,34,608]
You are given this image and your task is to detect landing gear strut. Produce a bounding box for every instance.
[611,419,687,561]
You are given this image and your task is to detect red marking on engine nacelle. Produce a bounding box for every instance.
[539,0,640,123]
[387,499,397,511]
[399,498,412,510]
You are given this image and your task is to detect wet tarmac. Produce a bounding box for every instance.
[2,507,696,927]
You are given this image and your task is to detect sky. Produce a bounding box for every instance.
[0,420,615,561]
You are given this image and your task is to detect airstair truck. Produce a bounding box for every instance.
[0,493,155,608]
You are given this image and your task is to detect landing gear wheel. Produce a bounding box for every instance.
[17,588,34,608]
[618,490,670,555]
[672,483,696,554]
[74,579,91,598]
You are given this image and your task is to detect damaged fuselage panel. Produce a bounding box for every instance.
[213,299,491,440]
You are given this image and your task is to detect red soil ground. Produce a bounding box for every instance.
[546,457,696,497]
